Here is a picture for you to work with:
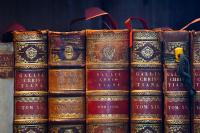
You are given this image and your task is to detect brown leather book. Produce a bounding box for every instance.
[13,31,48,132]
[191,31,200,132]
[86,29,129,133]
[162,30,190,133]
[130,30,163,133]
[0,42,14,133]
[48,31,85,133]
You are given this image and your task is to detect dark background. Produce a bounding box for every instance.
[0,0,200,32]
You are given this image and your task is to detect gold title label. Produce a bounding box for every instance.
[49,97,85,120]
[14,96,47,120]
[49,69,85,92]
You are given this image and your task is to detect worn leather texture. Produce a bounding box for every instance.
[48,30,86,131]
[13,31,48,68]
[86,30,129,69]
[191,31,200,133]
[48,68,85,94]
[13,31,48,131]
[162,30,190,132]
[86,30,129,131]
[130,30,162,133]
[48,31,85,67]
[48,96,85,122]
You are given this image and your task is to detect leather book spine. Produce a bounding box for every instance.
[130,30,162,133]
[86,30,129,133]
[162,31,190,132]
[13,31,48,132]
[48,31,86,132]
[0,42,14,133]
[191,31,200,132]
[48,31,85,67]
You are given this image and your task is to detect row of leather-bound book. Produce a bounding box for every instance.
[0,27,200,133]
[0,7,200,133]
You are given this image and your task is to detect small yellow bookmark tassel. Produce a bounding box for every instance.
[175,47,196,96]
[175,47,183,63]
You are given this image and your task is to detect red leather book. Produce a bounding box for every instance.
[14,95,48,123]
[162,30,190,133]
[48,31,86,132]
[86,30,129,133]
[191,31,200,132]
[15,68,47,93]
[130,30,163,133]
[14,31,47,68]
[0,42,14,133]
[13,31,48,132]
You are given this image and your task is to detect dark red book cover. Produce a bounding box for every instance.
[13,31,48,132]
[86,30,129,132]
[191,31,200,132]
[162,30,190,133]
[48,31,86,132]
[130,30,162,133]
